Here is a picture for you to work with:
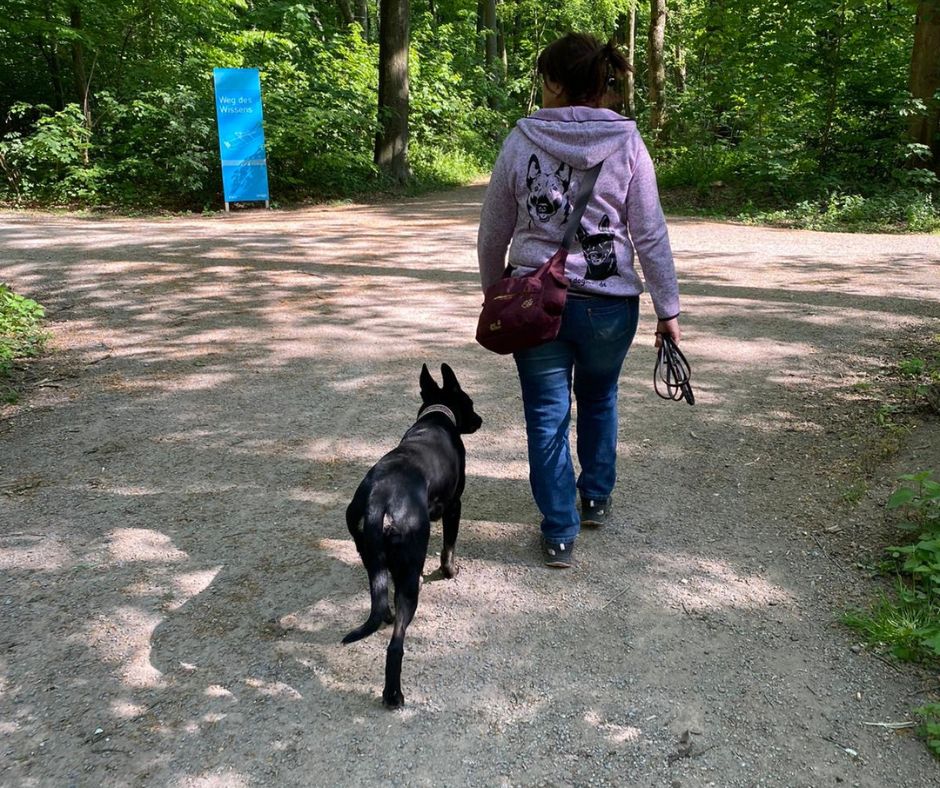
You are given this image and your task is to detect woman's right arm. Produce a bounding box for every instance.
[477,145,518,291]
[625,135,681,341]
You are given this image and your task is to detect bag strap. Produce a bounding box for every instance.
[560,160,604,251]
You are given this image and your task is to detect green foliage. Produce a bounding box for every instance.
[95,88,216,205]
[899,358,927,377]
[845,471,940,663]
[737,189,940,234]
[840,481,868,505]
[0,103,95,202]
[844,594,940,662]
[914,703,940,758]
[656,144,940,233]
[0,283,47,380]
[0,0,934,216]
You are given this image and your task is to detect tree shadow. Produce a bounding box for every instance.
[1,203,938,783]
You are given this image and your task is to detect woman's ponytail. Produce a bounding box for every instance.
[537,34,629,107]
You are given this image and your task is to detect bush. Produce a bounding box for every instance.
[262,28,381,197]
[0,283,46,377]
[0,103,97,202]
[94,88,216,206]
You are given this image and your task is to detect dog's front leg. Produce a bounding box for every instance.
[441,500,461,579]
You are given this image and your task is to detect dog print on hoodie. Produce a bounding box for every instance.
[525,154,572,226]
[576,214,618,281]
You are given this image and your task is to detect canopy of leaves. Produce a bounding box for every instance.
[0,0,934,213]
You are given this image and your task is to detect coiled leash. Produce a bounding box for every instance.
[654,333,695,405]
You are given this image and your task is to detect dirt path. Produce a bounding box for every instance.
[1,190,939,787]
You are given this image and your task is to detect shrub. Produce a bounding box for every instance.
[0,283,46,377]
[0,103,96,202]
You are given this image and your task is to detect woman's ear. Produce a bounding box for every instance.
[542,78,564,98]
[541,77,567,108]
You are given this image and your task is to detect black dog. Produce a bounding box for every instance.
[342,363,482,708]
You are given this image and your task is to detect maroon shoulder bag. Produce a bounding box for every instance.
[475,160,604,355]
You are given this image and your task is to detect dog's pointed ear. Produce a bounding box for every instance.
[526,154,541,188]
[440,363,459,391]
[420,363,439,395]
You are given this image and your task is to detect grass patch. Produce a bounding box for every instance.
[841,481,869,505]
[845,469,940,755]
[844,590,940,663]
[0,283,47,403]
[407,145,490,193]
[838,336,940,756]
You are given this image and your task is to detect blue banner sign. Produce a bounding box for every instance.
[212,67,270,205]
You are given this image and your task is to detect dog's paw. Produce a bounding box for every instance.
[382,688,405,709]
[441,561,458,579]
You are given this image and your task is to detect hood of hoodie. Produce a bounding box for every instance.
[515,107,635,170]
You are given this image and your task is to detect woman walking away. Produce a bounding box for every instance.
[477,32,682,568]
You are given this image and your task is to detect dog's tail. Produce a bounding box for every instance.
[342,500,394,645]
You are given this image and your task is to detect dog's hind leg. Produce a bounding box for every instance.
[342,551,392,644]
[382,565,420,709]
[440,499,461,579]
[382,526,428,709]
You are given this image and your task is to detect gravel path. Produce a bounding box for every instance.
[1,190,939,787]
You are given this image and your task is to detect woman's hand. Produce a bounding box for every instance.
[655,317,681,348]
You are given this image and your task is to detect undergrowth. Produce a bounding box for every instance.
[656,144,940,234]
[840,335,940,756]
[0,283,47,403]
[845,470,940,755]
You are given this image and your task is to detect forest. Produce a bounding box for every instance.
[1,1,938,231]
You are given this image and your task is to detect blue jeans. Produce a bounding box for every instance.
[514,295,640,543]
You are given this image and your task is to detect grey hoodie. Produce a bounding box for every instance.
[477,106,680,320]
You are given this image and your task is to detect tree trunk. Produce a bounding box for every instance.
[497,8,508,79]
[483,0,498,67]
[674,42,686,93]
[68,2,91,163]
[526,11,545,114]
[818,1,847,161]
[617,7,637,118]
[909,1,940,173]
[648,0,667,134]
[672,2,685,94]
[34,36,65,110]
[482,0,499,107]
[69,3,87,108]
[375,0,410,183]
[336,0,355,25]
[356,0,369,38]
[37,1,65,110]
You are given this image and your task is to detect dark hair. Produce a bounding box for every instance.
[536,33,630,106]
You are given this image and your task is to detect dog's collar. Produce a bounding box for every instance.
[417,404,457,427]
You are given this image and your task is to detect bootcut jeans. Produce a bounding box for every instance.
[513,294,640,544]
